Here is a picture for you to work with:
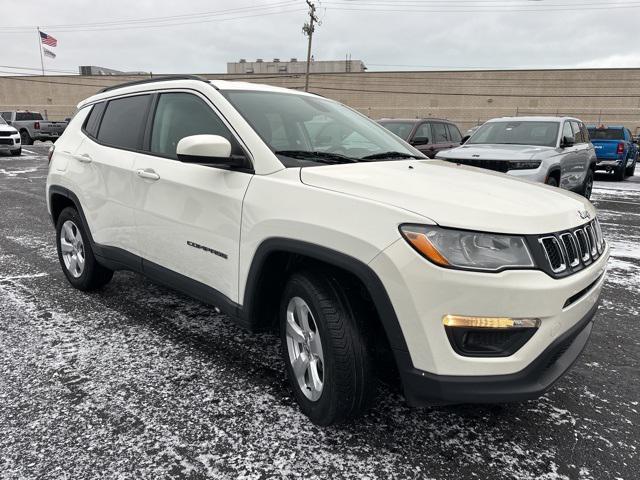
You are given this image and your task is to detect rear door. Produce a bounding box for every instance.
[410,122,434,157]
[73,94,151,257]
[132,90,253,302]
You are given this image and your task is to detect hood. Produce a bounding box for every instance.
[300,160,595,235]
[437,143,555,161]
[0,125,17,134]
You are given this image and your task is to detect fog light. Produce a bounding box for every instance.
[443,315,540,329]
[443,315,540,357]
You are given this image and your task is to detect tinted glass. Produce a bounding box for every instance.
[587,128,624,140]
[379,121,415,140]
[468,121,560,148]
[83,102,106,138]
[413,123,431,142]
[16,112,43,121]
[431,123,449,143]
[447,124,462,143]
[97,95,151,149]
[223,90,417,161]
[150,93,237,159]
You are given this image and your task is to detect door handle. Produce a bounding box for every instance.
[136,168,160,181]
[73,153,92,163]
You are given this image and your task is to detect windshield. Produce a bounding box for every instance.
[222,90,421,163]
[467,121,560,148]
[378,121,415,140]
[0,116,6,125]
[588,128,624,140]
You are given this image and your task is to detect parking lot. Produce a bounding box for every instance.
[0,145,638,479]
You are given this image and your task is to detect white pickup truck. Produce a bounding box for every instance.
[0,110,67,145]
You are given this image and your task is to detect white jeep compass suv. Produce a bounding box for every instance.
[46,76,608,425]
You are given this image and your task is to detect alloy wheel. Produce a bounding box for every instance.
[60,220,85,278]
[285,296,325,401]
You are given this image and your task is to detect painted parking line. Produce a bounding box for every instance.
[22,149,38,155]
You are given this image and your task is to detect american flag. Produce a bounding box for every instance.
[39,31,57,47]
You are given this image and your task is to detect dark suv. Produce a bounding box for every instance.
[378,118,463,158]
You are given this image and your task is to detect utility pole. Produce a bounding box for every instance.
[303,0,320,92]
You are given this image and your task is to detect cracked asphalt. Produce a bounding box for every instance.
[0,145,638,479]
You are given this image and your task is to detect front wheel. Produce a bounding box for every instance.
[545,176,558,187]
[10,148,21,156]
[56,207,113,291]
[280,271,374,425]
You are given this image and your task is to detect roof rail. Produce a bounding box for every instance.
[98,75,210,93]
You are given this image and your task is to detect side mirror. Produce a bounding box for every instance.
[561,135,575,148]
[177,134,246,167]
[411,137,429,146]
[461,135,471,144]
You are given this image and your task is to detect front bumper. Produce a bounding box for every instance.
[397,301,598,406]
[0,135,20,150]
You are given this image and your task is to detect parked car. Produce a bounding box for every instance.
[0,115,21,155]
[378,118,462,158]
[587,125,638,180]
[437,117,596,198]
[0,110,67,145]
[47,76,608,425]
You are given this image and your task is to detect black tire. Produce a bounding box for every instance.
[581,169,594,199]
[545,176,558,187]
[626,156,637,177]
[19,130,32,145]
[10,148,21,156]
[56,207,113,291]
[614,161,626,181]
[280,271,374,425]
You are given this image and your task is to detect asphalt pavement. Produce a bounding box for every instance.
[1,145,638,479]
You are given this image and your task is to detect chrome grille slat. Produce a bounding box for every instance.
[560,233,580,267]
[539,236,567,273]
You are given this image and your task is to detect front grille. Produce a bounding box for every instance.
[443,158,510,173]
[0,138,14,145]
[536,219,605,278]
[0,131,12,137]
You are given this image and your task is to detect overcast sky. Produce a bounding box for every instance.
[3,0,640,75]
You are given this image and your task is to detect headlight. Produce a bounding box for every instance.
[399,225,534,272]
[508,160,541,170]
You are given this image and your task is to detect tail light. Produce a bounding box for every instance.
[617,142,625,155]
[47,145,55,164]
[34,121,40,129]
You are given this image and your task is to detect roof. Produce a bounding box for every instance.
[487,116,579,122]
[77,76,314,109]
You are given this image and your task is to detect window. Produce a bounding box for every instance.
[16,112,43,121]
[446,124,462,143]
[413,123,431,143]
[0,112,11,121]
[150,93,237,159]
[581,123,590,142]
[587,128,624,140]
[379,121,416,141]
[570,121,585,143]
[83,102,106,138]
[562,121,573,141]
[431,123,449,143]
[467,121,560,148]
[97,94,151,150]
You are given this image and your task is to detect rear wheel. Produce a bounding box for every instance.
[614,159,626,181]
[56,207,113,291]
[581,169,594,199]
[280,271,374,425]
[19,130,32,145]
[626,155,637,177]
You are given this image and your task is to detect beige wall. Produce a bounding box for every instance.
[1,68,639,133]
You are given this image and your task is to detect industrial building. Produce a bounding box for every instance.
[1,67,638,133]
[226,58,367,74]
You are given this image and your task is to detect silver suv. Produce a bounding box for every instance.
[436,117,597,199]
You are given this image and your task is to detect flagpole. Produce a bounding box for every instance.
[36,27,44,75]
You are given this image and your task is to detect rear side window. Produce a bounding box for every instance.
[97,95,151,150]
[83,102,106,138]
[150,92,237,159]
[446,123,462,143]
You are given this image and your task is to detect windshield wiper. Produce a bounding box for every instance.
[360,151,423,160]
[275,150,359,164]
